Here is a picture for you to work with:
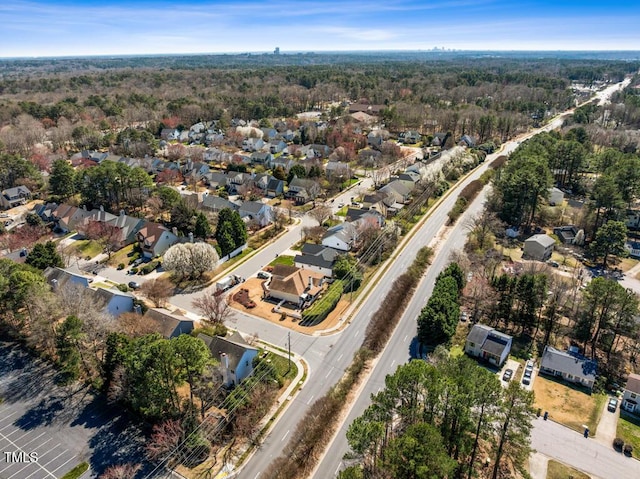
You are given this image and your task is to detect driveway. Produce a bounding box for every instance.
[594,397,619,446]
[531,415,640,479]
[500,358,521,387]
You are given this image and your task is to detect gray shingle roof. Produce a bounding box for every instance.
[540,346,597,381]
[467,324,492,345]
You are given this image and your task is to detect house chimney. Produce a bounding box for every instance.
[220,352,229,369]
[51,279,58,290]
[172,227,178,236]
[99,205,104,212]
[120,209,125,216]
[308,276,313,289]
[188,232,194,243]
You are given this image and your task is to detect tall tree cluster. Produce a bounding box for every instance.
[215,207,247,257]
[342,355,535,479]
[417,263,465,347]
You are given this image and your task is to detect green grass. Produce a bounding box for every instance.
[264,350,298,382]
[546,460,589,479]
[72,239,103,259]
[617,411,640,454]
[60,462,89,479]
[450,345,464,358]
[107,243,136,266]
[269,254,295,267]
[335,206,348,217]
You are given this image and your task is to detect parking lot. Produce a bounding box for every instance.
[0,342,149,479]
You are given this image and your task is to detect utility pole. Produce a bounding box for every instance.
[287,331,291,373]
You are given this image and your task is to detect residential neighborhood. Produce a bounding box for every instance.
[1,49,640,479]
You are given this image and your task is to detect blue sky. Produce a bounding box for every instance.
[2,0,640,57]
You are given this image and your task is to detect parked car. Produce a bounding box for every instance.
[257,271,271,280]
[460,311,468,322]
[522,369,532,385]
[608,397,618,412]
[525,360,534,372]
[502,369,514,382]
[128,281,141,290]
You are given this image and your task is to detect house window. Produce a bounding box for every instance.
[469,342,475,348]
[632,393,637,399]
[567,374,573,380]
[246,360,249,367]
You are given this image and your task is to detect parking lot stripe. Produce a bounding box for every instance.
[0,432,57,479]
[40,449,68,468]
[18,431,46,448]
[0,411,19,430]
[29,437,54,452]
[7,461,38,479]
[50,454,76,474]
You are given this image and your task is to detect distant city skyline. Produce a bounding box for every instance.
[2,0,640,58]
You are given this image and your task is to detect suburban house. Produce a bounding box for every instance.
[238,201,273,228]
[136,221,178,258]
[322,222,358,252]
[201,195,239,213]
[33,202,59,223]
[348,103,384,115]
[622,373,640,414]
[459,134,477,148]
[553,225,579,245]
[399,130,421,144]
[346,208,385,228]
[627,209,640,230]
[294,243,340,277]
[199,331,259,387]
[539,345,597,390]
[325,161,351,179]
[143,308,195,339]
[43,266,93,290]
[1,186,31,210]
[464,324,513,367]
[204,171,229,189]
[266,264,324,307]
[93,287,135,317]
[242,138,265,152]
[52,204,94,233]
[523,234,555,261]
[250,151,273,167]
[286,177,321,205]
[549,187,565,206]
[269,140,287,154]
[380,180,413,204]
[266,178,285,197]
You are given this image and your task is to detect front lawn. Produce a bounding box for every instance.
[546,460,589,479]
[617,411,640,454]
[533,374,605,434]
[269,254,295,267]
[70,239,103,259]
[107,243,137,266]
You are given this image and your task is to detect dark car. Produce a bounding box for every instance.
[502,369,514,382]
[128,281,141,290]
[522,369,532,385]
[257,271,271,280]
[608,397,618,412]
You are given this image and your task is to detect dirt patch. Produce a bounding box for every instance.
[229,277,348,334]
[533,374,605,433]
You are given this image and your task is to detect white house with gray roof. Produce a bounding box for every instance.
[465,324,513,367]
[539,345,597,390]
[199,332,258,387]
[322,222,358,252]
[523,234,556,261]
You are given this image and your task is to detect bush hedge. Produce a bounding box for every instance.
[301,280,345,326]
[139,260,160,275]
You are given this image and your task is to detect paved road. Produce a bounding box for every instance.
[311,79,630,478]
[531,417,640,479]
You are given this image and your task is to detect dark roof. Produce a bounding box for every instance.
[43,267,92,288]
[200,332,257,370]
[540,346,597,381]
[296,243,340,270]
[467,324,492,345]
[239,200,266,215]
[144,308,194,339]
[481,332,511,357]
[626,373,640,395]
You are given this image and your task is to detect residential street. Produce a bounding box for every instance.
[531,417,640,479]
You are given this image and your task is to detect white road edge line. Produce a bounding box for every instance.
[281,430,290,442]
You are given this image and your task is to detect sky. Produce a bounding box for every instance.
[2,0,640,58]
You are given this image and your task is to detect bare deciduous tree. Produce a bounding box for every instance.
[308,205,332,226]
[98,463,141,479]
[192,292,232,325]
[139,277,174,308]
[117,312,156,337]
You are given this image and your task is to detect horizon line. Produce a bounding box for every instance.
[3,48,640,61]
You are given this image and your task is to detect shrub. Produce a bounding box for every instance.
[117,263,125,270]
[301,280,345,326]
[233,288,256,309]
[60,462,89,479]
[130,266,139,274]
[624,444,633,456]
[117,283,129,292]
[613,437,624,451]
[140,260,160,275]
